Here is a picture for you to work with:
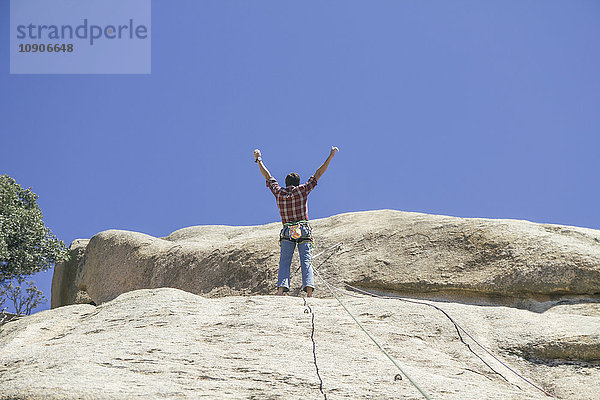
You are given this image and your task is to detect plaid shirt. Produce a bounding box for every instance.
[266,176,317,224]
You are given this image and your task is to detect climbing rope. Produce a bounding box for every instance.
[295,241,342,274]
[296,243,345,399]
[310,241,555,399]
[301,241,428,398]
[320,274,555,398]
[311,264,433,400]
[303,297,327,400]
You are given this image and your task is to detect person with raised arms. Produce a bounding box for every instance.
[253,146,339,297]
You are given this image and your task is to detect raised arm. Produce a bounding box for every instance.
[253,149,273,180]
[314,146,339,181]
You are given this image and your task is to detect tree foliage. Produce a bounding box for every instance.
[0,283,6,311]
[1,278,46,316]
[0,175,69,283]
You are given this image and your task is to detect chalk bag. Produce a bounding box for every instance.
[289,224,302,240]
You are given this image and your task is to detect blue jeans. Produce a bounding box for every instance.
[277,225,314,292]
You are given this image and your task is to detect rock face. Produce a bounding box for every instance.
[8,209,600,399]
[1,288,599,399]
[51,210,600,308]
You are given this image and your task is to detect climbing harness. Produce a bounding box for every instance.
[309,240,555,399]
[277,220,317,275]
[280,220,314,245]
[303,297,327,400]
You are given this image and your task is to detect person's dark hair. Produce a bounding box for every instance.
[285,173,300,187]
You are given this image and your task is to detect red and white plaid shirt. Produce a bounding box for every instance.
[266,176,317,224]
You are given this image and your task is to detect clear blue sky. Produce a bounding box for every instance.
[2,1,599,313]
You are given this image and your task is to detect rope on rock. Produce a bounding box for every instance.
[295,241,343,274]
[328,279,555,398]
[309,246,433,400]
[303,297,327,400]
[310,240,555,399]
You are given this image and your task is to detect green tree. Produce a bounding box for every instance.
[2,278,47,316]
[0,175,69,283]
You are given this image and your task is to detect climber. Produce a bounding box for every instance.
[253,146,339,297]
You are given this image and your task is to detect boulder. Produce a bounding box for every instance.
[51,210,600,308]
[50,239,92,308]
[1,288,598,399]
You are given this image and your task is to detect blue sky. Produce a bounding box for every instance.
[1,0,599,313]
